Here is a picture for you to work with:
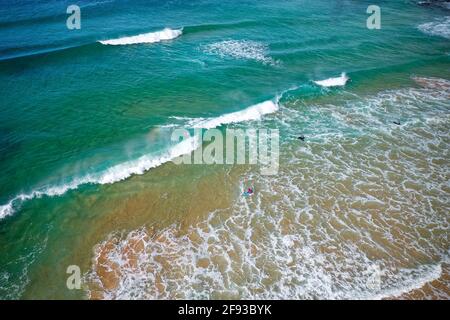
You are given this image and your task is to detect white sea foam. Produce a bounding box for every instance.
[418,16,450,39]
[162,100,278,129]
[314,72,350,87]
[369,264,443,300]
[0,99,279,219]
[99,28,182,45]
[95,136,199,184]
[86,188,447,299]
[191,100,279,129]
[202,40,277,65]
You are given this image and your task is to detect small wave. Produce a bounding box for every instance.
[314,72,350,87]
[202,40,277,65]
[0,41,95,62]
[418,16,450,39]
[85,209,446,299]
[84,80,450,299]
[0,136,198,220]
[0,0,114,29]
[191,100,279,129]
[183,20,257,35]
[99,28,182,46]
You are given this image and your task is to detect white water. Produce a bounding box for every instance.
[0,99,279,219]
[99,28,182,45]
[0,136,199,220]
[202,40,277,65]
[86,78,450,300]
[418,16,450,40]
[314,72,350,87]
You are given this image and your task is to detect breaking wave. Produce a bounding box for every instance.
[85,77,450,299]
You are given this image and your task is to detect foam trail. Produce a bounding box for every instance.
[202,40,276,65]
[314,72,349,87]
[0,99,279,219]
[99,28,182,45]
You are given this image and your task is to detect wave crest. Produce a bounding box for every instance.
[99,28,182,45]
[191,100,279,129]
